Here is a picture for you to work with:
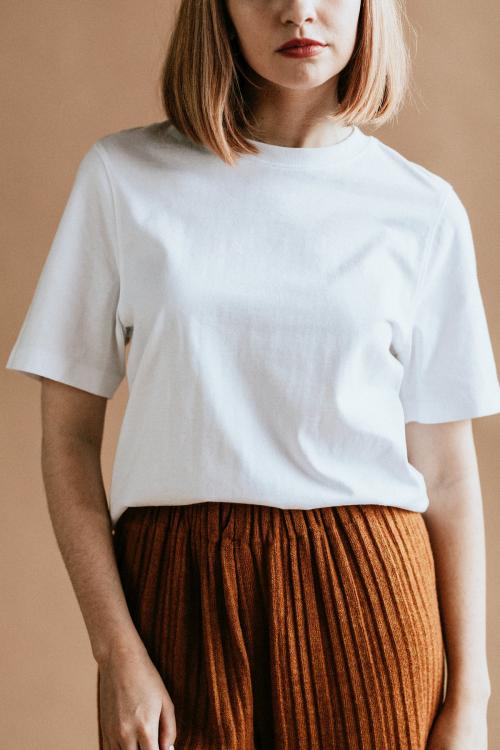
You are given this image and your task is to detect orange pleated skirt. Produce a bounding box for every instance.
[97,501,446,749]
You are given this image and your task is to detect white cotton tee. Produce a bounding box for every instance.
[6,119,500,527]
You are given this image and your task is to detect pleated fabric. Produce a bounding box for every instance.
[97,501,445,749]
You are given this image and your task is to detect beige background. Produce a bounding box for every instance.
[1,2,499,748]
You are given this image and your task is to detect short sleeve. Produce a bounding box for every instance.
[5,142,126,399]
[399,185,500,423]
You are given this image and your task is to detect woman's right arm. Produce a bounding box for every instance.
[40,377,177,750]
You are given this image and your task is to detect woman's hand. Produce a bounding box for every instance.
[98,641,176,750]
[426,697,488,750]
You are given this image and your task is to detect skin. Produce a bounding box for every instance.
[406,420,491,749]
[41,2,491,749]
[40,380,176,750]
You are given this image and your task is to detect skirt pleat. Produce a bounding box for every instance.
[97,501,445,749]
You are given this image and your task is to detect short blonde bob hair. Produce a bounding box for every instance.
[160,0,414,165]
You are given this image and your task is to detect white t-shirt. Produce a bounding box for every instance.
[6,120,500,527]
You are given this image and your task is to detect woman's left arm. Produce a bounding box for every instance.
[405,418,491,746]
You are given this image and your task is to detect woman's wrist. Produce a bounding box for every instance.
[445,678,491,709]
[92,629,147,667]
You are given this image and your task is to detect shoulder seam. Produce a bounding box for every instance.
[410,183,454,319]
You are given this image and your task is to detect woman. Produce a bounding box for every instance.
[6,0,499,748]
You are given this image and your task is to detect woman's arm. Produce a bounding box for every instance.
[40,378,177,749]
[405,418,492,706]
[40,377,143,664]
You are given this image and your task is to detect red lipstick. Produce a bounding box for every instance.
[276,37,327,58]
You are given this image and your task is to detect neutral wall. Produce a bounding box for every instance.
[1,2,499,748]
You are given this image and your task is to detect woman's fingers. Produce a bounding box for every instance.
[158,696,177,750]
[98,642,176,750]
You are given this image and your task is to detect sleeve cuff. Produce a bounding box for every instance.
[5,346,124,399]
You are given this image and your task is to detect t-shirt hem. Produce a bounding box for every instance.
[108,494,432,527]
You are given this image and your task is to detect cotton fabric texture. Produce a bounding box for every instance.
[97,501,446,749]
[6,120,500,526]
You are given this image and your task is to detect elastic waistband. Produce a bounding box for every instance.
[114,501,418,545]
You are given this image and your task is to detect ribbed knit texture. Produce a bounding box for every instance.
[97,502,445,749]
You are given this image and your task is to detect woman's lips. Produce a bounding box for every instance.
[277,43,327,59]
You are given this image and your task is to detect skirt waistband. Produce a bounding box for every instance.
[114,500,422,546]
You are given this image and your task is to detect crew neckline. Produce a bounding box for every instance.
[243,124,370,166]
[164,121,371,168]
